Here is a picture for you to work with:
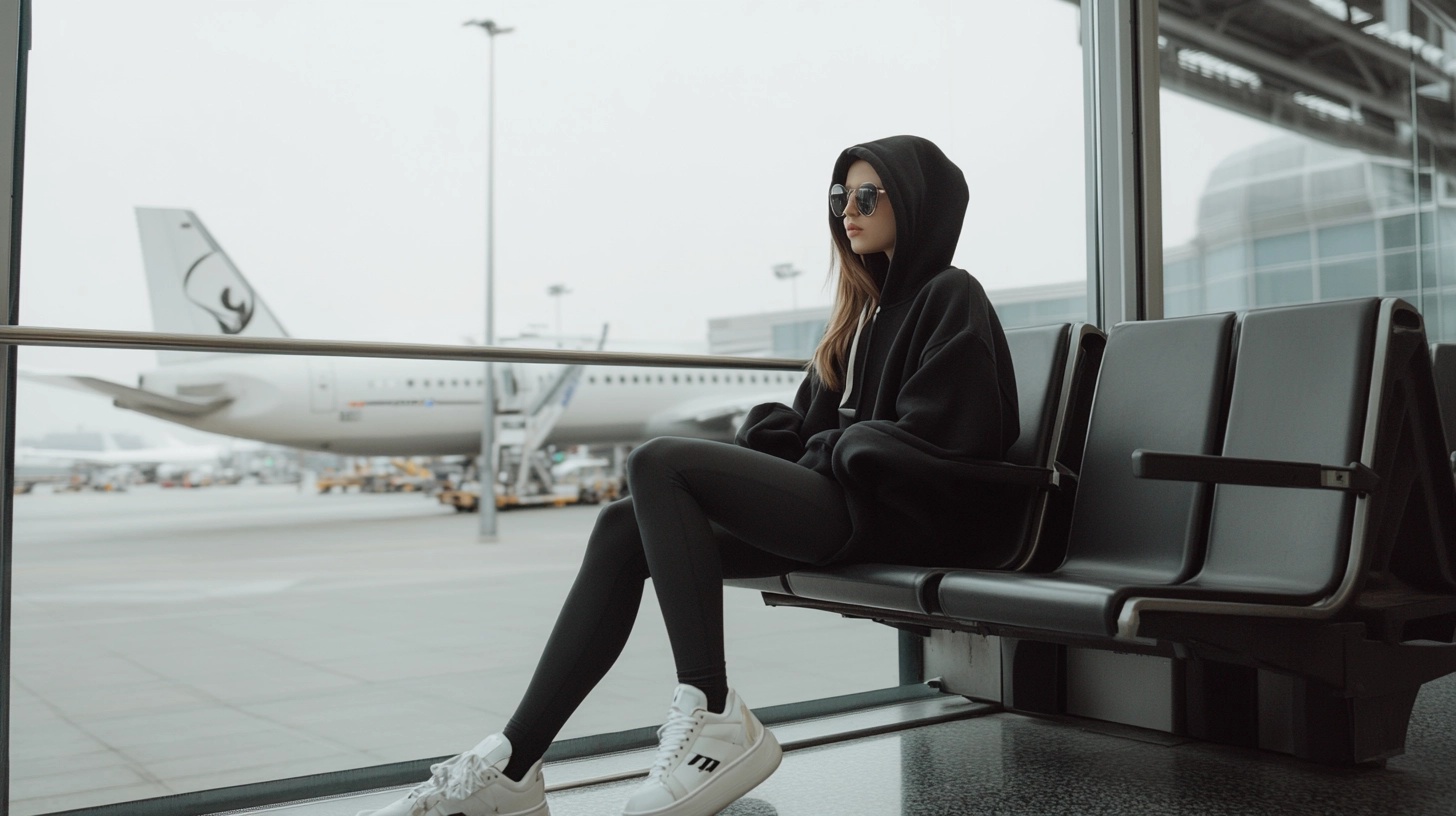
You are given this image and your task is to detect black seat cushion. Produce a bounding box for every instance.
[784,564,945,615]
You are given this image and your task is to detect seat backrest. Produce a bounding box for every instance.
[1430,343,1456,456]
[1003,324,1073,467]
[1060,312,1236,580]
[1191,299,1379,599]
[984,323,1105,570]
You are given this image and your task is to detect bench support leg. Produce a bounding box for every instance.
[1183,658,1259,747]
[1001,638,1065,715]
[1287,680,1419,766]
[899,629,925,685]
[924,631,1003,701]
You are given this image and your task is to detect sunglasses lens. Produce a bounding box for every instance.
[855,184,878,216]
[829,185,849,217]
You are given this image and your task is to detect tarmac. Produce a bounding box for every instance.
[8,483,894,815]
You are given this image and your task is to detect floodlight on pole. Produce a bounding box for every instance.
[773,262,802,311]
[547,284,572,348]
[465,17,514,542]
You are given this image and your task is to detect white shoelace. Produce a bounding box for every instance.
[409,750,498,814]
[648,707,701,779]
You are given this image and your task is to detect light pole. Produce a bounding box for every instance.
[547,283,571,348]
[773,262,802,311]
[465,17,513,541]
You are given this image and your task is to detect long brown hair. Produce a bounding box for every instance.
[811,233,880,392]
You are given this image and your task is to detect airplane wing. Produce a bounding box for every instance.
[20,372,232,418]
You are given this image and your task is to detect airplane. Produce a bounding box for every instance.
[13,430,228,490]
[22,208,804,456]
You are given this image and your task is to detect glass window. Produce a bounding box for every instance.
[1375,164,1416,208]
[993,302,1034,326]
[1197,188,1246,228]
[1308,164,1367,203]
[1165,258,1198,288]
[1248,176,1304,218]
[771,320,827,359]
[1319,259,1379,300]
[1160,0,1445,327]
[1252,142,1303,175]
[14,0,1094,812]
[1254,232,1310,268]
[1164,287,1201,317]
[1317,221,1376,258]
[1254,266,1312,306]
[1204,243,1248,279]
[1205,276,1249,312]
[1443,297,1456,344]
[1384,215,1418,250]
[1385,251,1418,294]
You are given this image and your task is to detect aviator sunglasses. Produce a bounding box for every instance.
[829,183,887,218]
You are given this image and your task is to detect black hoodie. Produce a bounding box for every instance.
[735,135,1019,565]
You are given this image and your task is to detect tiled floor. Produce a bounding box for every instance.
[545,671,1456,815]
[287,671,1456,816]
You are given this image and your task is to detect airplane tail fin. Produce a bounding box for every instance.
[135,208,289,365]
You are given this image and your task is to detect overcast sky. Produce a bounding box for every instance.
[16,0,1277,442]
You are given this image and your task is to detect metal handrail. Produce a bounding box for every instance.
[0,325,807,370]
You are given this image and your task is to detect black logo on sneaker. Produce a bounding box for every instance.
[687,754,721,773]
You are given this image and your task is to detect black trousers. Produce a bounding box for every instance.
[502,436,853,771]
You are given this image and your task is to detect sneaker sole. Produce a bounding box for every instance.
[357,796,549,816]
[621,726,783,816]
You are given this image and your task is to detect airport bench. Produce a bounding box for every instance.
[726,321,1106,602]
[756,298,1456,766]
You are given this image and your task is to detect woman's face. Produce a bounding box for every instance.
[841,159,895,260]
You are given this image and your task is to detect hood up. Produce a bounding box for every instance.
[830,135,970,306]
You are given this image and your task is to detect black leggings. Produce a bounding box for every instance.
[501,436,853,775]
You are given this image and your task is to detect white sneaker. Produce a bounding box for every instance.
[622,685,782,816]
[356,733,549,816]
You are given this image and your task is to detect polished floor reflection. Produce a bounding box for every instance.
[546,672,1456,815]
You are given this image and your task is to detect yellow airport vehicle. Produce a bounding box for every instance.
[316,467,367,494]
[437,481,586,512]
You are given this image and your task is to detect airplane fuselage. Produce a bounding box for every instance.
[135,356,805,455]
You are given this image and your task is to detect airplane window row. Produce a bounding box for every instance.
[358,372,803,389]
[364,379,489,389]
[584,372,801,385]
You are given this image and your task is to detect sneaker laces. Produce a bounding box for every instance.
[647,706,701,779]
[408,749,500,814]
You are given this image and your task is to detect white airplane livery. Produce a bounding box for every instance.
[25,208,805,456]
[13,431,226,486]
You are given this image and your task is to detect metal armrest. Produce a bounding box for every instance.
[1131,449,1379,495]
